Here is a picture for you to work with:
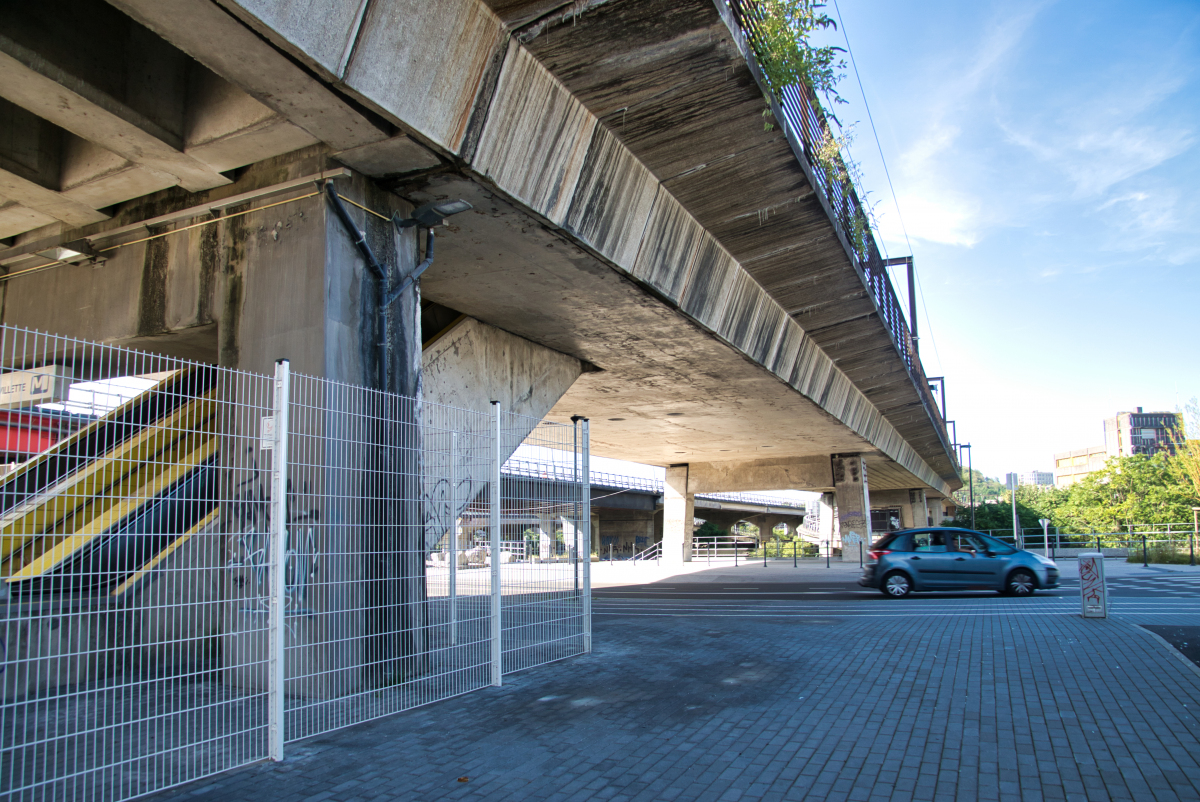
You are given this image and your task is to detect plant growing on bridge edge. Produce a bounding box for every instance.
[742,1,879,256]
[743,0,845,111]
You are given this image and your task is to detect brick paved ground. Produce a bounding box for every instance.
[148,574,1200,802]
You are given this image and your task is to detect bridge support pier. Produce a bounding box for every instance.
[832,455,873,562]
[663,465,695,564]
[537,515,555,561]
[909,489,930,528]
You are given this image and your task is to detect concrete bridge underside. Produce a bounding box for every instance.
[0,0,960,560]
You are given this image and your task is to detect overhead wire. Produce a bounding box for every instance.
[830,0,943,374]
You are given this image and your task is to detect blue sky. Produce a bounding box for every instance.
[811,0,1200,479]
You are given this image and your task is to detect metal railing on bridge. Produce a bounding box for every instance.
[724,0,952,453]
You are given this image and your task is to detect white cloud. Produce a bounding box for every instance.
[890,191,981,247]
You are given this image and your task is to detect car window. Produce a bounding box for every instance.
[887,534,911,552]
[955,533,989,554]
[871,533,897,550]
[978,533,1016,554]
[912,531,949,552]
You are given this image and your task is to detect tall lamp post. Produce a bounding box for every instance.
[961,443,974,530]
[1192,506,1199,567]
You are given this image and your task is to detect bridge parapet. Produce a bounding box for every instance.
[722,0,954,468]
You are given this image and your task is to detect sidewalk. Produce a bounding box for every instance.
[150,576,1200,802]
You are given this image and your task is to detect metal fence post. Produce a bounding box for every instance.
[793,540,797,567]
[268,359,290,762]
[449,432,458,646]
[1142,534,1148,568]
[580,417,591,653]
[490,401,502,686]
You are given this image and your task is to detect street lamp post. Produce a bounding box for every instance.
[961,444,974,530]
[1192,507,1199,567]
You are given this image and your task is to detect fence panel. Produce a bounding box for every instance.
[0,328,275,801]
[0,325,590,801]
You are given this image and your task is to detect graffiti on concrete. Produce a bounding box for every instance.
[227,448,321,617]
[422,475,480,552]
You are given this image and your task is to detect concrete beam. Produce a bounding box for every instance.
[107,0,391,151]
[686,456,830,494]
[0,35,230,192]
[0,168,108,228]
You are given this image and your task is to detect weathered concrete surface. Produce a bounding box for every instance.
[422,316,581,421]
[832,454,872,551]
[0,0,958,501]
[420,314,583,550]
[686,456,831,494]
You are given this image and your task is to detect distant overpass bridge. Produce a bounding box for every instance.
[0,0,960,561]
[502,459,810,558]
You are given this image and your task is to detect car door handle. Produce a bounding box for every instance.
[955,557,966,561]
[910,556,921,561]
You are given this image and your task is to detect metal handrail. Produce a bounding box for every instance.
[631,542,662,563]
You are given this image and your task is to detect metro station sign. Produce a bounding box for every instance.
[0,365,73,409]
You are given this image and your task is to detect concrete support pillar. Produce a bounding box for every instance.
[537,515,555,560]
[818,493,836,545]
[908,489,929,528]
[559,515,580,562]
[663,465,694,564]
[831,455,872,562]
[219,168,429,697]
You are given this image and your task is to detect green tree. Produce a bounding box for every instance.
[952,469,1006,507]
[953,491,1048,534]
[1167,397,1200,508]
[1053,453,1194,532]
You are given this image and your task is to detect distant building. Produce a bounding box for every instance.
[1054,446,1107,488]
[1054,406,1181,488]
[1104,407,1182,458]
[1020,470,1054,487]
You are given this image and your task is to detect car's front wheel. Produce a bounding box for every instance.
[881,571,912,598]
[1004,569,1037,596]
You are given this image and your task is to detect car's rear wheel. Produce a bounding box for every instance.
[881,571,912,598]
[1004,569,1037,596]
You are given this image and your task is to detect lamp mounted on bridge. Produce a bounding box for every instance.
[393,199,473,229]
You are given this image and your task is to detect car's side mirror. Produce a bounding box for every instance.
[985,551,995,558]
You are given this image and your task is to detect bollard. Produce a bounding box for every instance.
[826,541,830,569]
[609,544,613,563]
[859,540,863,568]
[1142,534,1148,568]
[735,543,738,567]
[1079,552,1108,618]
[1192,530,1195,567]
[793,540,797,568]
[763,543,767,568]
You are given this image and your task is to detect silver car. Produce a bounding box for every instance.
[857,527,1060,597]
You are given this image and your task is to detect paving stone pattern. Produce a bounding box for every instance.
[150,603,1200,802]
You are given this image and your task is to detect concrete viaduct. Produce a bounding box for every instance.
[0,0,961,560]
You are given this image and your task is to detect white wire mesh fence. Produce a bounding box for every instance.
[0,326,590,801]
